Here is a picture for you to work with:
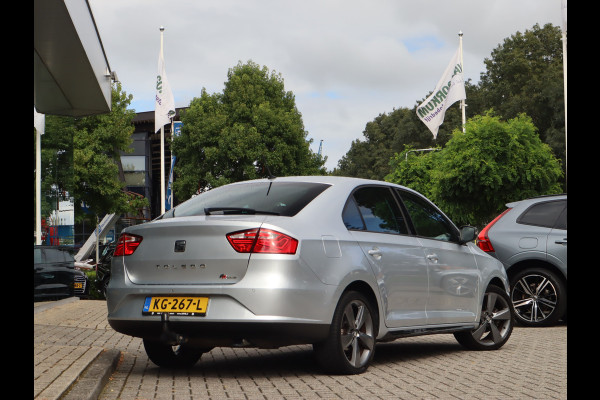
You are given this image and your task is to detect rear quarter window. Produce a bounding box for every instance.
[517,200,566,228]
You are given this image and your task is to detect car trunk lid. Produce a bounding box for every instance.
[120,215,267,285]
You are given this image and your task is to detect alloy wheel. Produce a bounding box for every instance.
[340,299,375,368]
[511,273,557,325]
[455,285,513,350]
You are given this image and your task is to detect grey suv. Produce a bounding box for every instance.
[477,194,567,326]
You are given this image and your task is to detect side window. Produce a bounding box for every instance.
[397,189,458,242]
[342,196,365,230]
[553,204,567,230]
[517,200,566,229]
[343,186,408,234]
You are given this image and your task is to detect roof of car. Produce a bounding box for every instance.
[506,193,567,208]
[227,175,414,190]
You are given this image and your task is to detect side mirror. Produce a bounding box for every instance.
[459,225,477,244]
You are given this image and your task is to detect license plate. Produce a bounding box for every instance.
[142,296,209,316]
[74,282,83,289]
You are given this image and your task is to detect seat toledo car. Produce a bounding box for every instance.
[107,176,513,374]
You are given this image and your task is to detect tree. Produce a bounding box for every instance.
[172,60,325,200]
[478,23,565,164]
[386,113,563,227]
[384,145,442,200]
[40,83,148,223]
[333,80,478,180]
[73,83,148,220]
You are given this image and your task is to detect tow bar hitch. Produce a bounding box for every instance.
[160,313,187,345]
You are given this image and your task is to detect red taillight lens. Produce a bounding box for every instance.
[476,208,511,252]
[226,228,298,254]
[114,233,143,256]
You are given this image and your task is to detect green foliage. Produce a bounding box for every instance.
[172,60,325,200]
[385,145,442,199]
[388,113,563,228]
[73,83,148,219]
[40,83,148,222]
[333,81,476,180]
[340,23,566,193]
[477,23,565,163]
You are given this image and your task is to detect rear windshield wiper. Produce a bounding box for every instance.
[204,207,279,216]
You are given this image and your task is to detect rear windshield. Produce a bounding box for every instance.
[172,181,330,217]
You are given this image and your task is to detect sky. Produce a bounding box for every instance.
[88,0,565,171]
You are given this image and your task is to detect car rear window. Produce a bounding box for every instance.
[40,248,74,263]
[517,200,566,228]
[172,181,330,217]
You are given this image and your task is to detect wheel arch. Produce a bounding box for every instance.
[487,276,507,291]
[339,280,381,334]
[506,259,567,287]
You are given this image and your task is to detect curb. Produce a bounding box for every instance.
[34,297,80,314]
[61,349,122,400]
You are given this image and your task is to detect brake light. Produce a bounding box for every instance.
[114,233,143,256]
[476,208,511,252]
[226,228,298,254]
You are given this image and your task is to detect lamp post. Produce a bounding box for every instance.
[405,148,440,161]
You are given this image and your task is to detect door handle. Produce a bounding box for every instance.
[555,238,567,245]
[368,247,382,260]
[426,254,439,263]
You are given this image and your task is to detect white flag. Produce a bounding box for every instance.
[416,48,466,138]
[155,49,176,133]
[34,107,45,135]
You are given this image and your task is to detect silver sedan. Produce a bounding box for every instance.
[107,176,513,374]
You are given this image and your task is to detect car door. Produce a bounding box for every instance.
[546,202,567,271]
[343,186,430,328]
[396,189,480,325]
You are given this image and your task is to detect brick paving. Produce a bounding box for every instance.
[34,299,567,400]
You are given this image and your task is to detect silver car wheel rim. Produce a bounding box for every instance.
[511,274,557,323]
[340,300,375,368]
[473,291,512,345]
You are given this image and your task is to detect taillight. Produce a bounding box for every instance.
[476,208,511,252]
[114,233,143,256]
[226,228,298,254]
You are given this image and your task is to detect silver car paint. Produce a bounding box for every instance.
[488,195,567,279]
[107,176,509,342]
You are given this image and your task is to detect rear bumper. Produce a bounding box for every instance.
[106,256,338,346]
[108,319,329,347]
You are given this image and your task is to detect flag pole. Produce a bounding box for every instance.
[35,108,44,245]
[561,0,567,186]
[459,30,466,133]
[160,26,166,215]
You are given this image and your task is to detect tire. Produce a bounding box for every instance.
[313,291,377,374]
[454,285,513,350]
[143,338,208,369]
[509,268,566,327]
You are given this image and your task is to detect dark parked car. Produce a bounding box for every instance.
[34,245,89,301]
[477,194,567,326]
[107,176,513,374]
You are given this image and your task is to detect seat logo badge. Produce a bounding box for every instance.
[174,240,186,252]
